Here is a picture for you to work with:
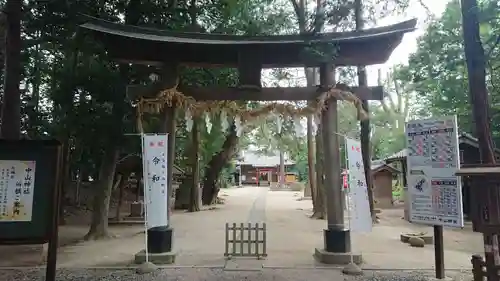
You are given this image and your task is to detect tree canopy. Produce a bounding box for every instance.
[395,0,500,145]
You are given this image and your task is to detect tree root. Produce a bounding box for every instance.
[187,206,201,212]
[310,211,326,220]
[84,230,116,241]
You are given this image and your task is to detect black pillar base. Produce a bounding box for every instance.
[323,228,351,253]
[147,226,173,253]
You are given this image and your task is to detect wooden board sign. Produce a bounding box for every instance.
[0,140,62,245]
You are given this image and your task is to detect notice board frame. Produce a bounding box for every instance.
[0,140,62,245]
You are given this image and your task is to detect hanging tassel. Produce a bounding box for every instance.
[314,113,321,126]
[185,109,193,132]
[276,114,282,134]
[235,116,243,137]
[293,116,302,136]
[205,112,212,134]
[136,100,144,134]
[220,110,229,132]
[311,114,319,136]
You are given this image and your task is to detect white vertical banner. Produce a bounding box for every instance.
[345,138,372,233]
[142,134,169,228]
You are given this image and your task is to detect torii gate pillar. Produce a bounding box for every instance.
[314,63,362,264]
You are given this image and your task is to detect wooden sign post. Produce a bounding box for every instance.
[0,140,63,281]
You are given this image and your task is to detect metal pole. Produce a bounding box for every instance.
[345,137,354,264]
[433,225,445,279]
[140,133,149,264]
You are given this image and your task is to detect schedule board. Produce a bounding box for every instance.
[405,116,464,228]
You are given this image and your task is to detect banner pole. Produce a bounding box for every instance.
[140,133,149,264]
[344,136,354,264]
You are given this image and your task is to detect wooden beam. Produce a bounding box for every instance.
[238,48,263,87]
[127,84,383,101]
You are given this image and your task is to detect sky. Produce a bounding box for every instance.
[366,0,452,85]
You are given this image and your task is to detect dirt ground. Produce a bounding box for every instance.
[0,186,484,270]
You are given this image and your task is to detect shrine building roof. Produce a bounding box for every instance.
[79,15,417,67]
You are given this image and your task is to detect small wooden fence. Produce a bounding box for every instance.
[224,222,267,260]
[471,254,500,281]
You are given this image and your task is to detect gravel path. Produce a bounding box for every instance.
[0,268,473,281]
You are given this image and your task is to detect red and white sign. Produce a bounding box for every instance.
[342,170,348,189]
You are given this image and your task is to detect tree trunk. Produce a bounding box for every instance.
[85,147,119,240]
[461,0,496,163]
[355,0,377,223]
[187,0,201,211]
[290,0,324,214]
[311,128,326,219]
[306,114,317,209]
[360,101,377,223]
[1,0,22,139]
[279,149,285,187]
[84,0,140,238]
[0,12,7,79]
[202,124,238,205]
[188,118,201,212]
[461,0,497,273]
[161,105,177,217]
[305,68,318,212]
[136,171,142,202]
[114,174,124,221]
[28,36,41,139]
[59,141,72,225]
[75,168,84,206]
[55,47,78,222]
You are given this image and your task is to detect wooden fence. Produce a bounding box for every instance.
[471,254,500,281]
[224,222,267,260]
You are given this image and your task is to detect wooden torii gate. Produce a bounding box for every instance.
[80,16,416,264]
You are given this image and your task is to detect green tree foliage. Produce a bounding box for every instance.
[395,0,500,144]
[370,66,422,158]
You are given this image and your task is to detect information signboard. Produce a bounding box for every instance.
[405,116,464,228]
[0,140,62,244]
[0,160,36,222]
[345,137,372,233]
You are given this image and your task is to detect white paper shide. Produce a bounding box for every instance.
[345,138,372,233]
[405,116,464,228]
[0,160,36,222]
[142,134,169,228]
